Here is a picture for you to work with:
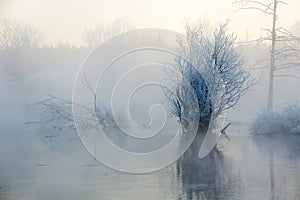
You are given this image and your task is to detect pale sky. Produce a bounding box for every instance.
[1,0,299,46]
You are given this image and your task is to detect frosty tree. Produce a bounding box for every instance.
[83,18,133,47]
[170,23,254,131]
[0,17,40,50]
[233,0,300,110]
[0,18,40,77]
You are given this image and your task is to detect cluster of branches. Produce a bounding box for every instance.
[233,0,300,109]
[169,23,254,128]
[28,95,116,130]
[27,75,129,131]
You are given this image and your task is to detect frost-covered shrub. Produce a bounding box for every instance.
[170,23,253,129]
[250,109,284,134]
[281,103,300,133]
[250,103,300,134]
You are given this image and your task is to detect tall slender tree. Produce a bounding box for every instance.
[233,0,300,110]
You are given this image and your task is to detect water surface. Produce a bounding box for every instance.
[1,130,300,200]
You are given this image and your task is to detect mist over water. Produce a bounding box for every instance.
[1,1,300,197]
[0,41,299,199]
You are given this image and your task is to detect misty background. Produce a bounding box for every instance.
[0,0,300,199]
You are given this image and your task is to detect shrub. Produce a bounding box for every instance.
[250,103,300,134]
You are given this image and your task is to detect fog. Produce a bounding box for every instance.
[1,0,300,46]
[1,0,300,199]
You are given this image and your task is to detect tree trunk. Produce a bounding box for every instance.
[268,0,278,110]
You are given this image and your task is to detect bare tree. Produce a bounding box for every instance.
[169,23,254,130]
[233,0,300,110]
[27,77,118,131]
[27,95,117,131]
[0,17,40,50]
[83,18,133,47]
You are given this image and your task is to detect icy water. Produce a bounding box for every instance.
[1,130,300,200]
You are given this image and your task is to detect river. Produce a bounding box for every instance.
[1,128,299,200]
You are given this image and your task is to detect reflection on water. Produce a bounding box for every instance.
[176,134,241,200]
[1,130,300,200]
